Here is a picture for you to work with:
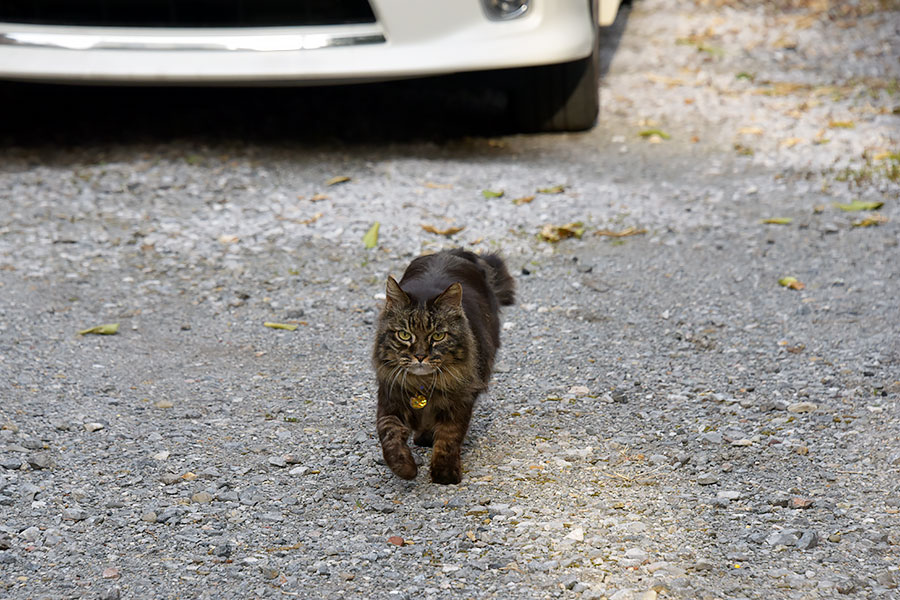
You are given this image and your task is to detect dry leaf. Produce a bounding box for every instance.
[512,195,535,206]
[762,217,793,225]
[310,193,329,202]
[421,224,464,236]
[300,212,323,225]
[853,214,888,227]
[78,323,119,335]
[363,221,380,249]
[264,322,298,331]
[325,176,351,186]
[738,126,764,135]
[778,276,805,290]
[828,121,855,129]
[387,536,404,546]
[780,137,804,149]
[539,223,584,243]
[593,226,647,238]
[218,234,239,244]
[537,185,565,194]
[482,189,504,199]
[424,182,453,189]
[835,200,884,211]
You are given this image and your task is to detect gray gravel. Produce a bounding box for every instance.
[1,1,899,599]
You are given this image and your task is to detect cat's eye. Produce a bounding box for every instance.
[431,332,446,342]
[396,330,412,341]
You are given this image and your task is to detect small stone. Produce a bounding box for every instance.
[697,473,719,485]
[99,587,121,600]
[876,570,897,589]
[789,497,814,509]
[731,438,753,446]
[787,401,817,413]
[27,453,53,470]
[62,507,87,521]
[0,458,22,470]
[797,530,818,550]
[284,454,302,464]
[102,567,120,579]
[289,466,309,476]
[20,526,41,542]
[568,386,590,397]
[192,491,213,504]
[767,532,798,546]
[624,548,649,562]
[159,473,181,485]
[83,422,104,432]
[693,558,714,571]
[141,511,158,523]
[563,527,584,542]
[717,491,741,501]
[268,456,287,468]
[259,566,279,579]
[611,390,628,403]
[699,432,722,444]
[154,400,174,409]
[827,532,842,543]
[152,451,170,461]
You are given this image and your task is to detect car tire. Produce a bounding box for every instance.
[506,36,599,133]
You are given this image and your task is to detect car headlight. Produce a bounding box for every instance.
[482,0,531,20]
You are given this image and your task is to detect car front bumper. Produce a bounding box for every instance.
[0,0,595,84]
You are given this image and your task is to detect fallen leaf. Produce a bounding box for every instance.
[482,189,504,199]
[762,217,793,225]
[539,223,584,243]
[387,536,404,546]
[593,226,647,238]
[828,120,855,129]
[264,322,299,331]
[325,175,351,186]
[424,182,453,189]
[780,137,804,149]
[363,221,380,249]
[853,214,888,227]
[738,126,764,135]
[512,195,535,206]
[218,234,239,244]
[300,212,324,225]
[638,129,671,140]
[421,224,464,236]
[310,193,329,202]
[778,276,805,290]
[466,531,477,542]
[78,323,119,336]
[181,471,198,480]
[537,185,565,194]
[834,200,884,211]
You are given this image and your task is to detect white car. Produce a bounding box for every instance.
[0,0,622,132]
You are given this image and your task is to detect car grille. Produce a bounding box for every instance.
[0,0,377,27]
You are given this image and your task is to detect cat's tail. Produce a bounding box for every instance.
[481,253,516,307]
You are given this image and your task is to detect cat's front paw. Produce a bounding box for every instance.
[384,451,418,480]
[430,462,461,485]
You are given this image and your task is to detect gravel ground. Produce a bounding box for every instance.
[1,1,899,599]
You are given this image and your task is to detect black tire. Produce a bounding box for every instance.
[507,37,599,133]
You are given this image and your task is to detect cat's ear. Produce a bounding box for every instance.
[385,276,410,309]
[434,282,463,310]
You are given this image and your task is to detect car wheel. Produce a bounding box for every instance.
[506,36,599,133]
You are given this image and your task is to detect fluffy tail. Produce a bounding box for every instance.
[480,253,516,307]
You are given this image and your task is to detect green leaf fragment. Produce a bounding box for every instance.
[482,189,504,199]
[537,185,565,194]
[639,129,671,140]
[834,200,884,212]
[762,217,793,225]
[78,323,119,335]
[264,322,298,331]
[363,221,380,249]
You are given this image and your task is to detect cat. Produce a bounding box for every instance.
[372,248,515,484]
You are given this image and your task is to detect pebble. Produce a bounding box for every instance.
[717,491,741,501]
[191,491,213,504]
[268,455,287,468]
[797,530,818,550]
[62,507,87,521]
[697,473,719,485]
[83,423,105,432]
[141,511,158,523]
[767,532,798,547]
[99,587,121,600]
[787,402,817,413]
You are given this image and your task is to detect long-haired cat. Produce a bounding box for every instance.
[372,248,515,484]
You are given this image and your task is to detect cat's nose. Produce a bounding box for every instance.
[414,354,427,363]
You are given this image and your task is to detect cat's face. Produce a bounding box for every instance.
[374,277,474,391]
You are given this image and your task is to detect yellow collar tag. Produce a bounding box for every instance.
[410,394,427,409]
